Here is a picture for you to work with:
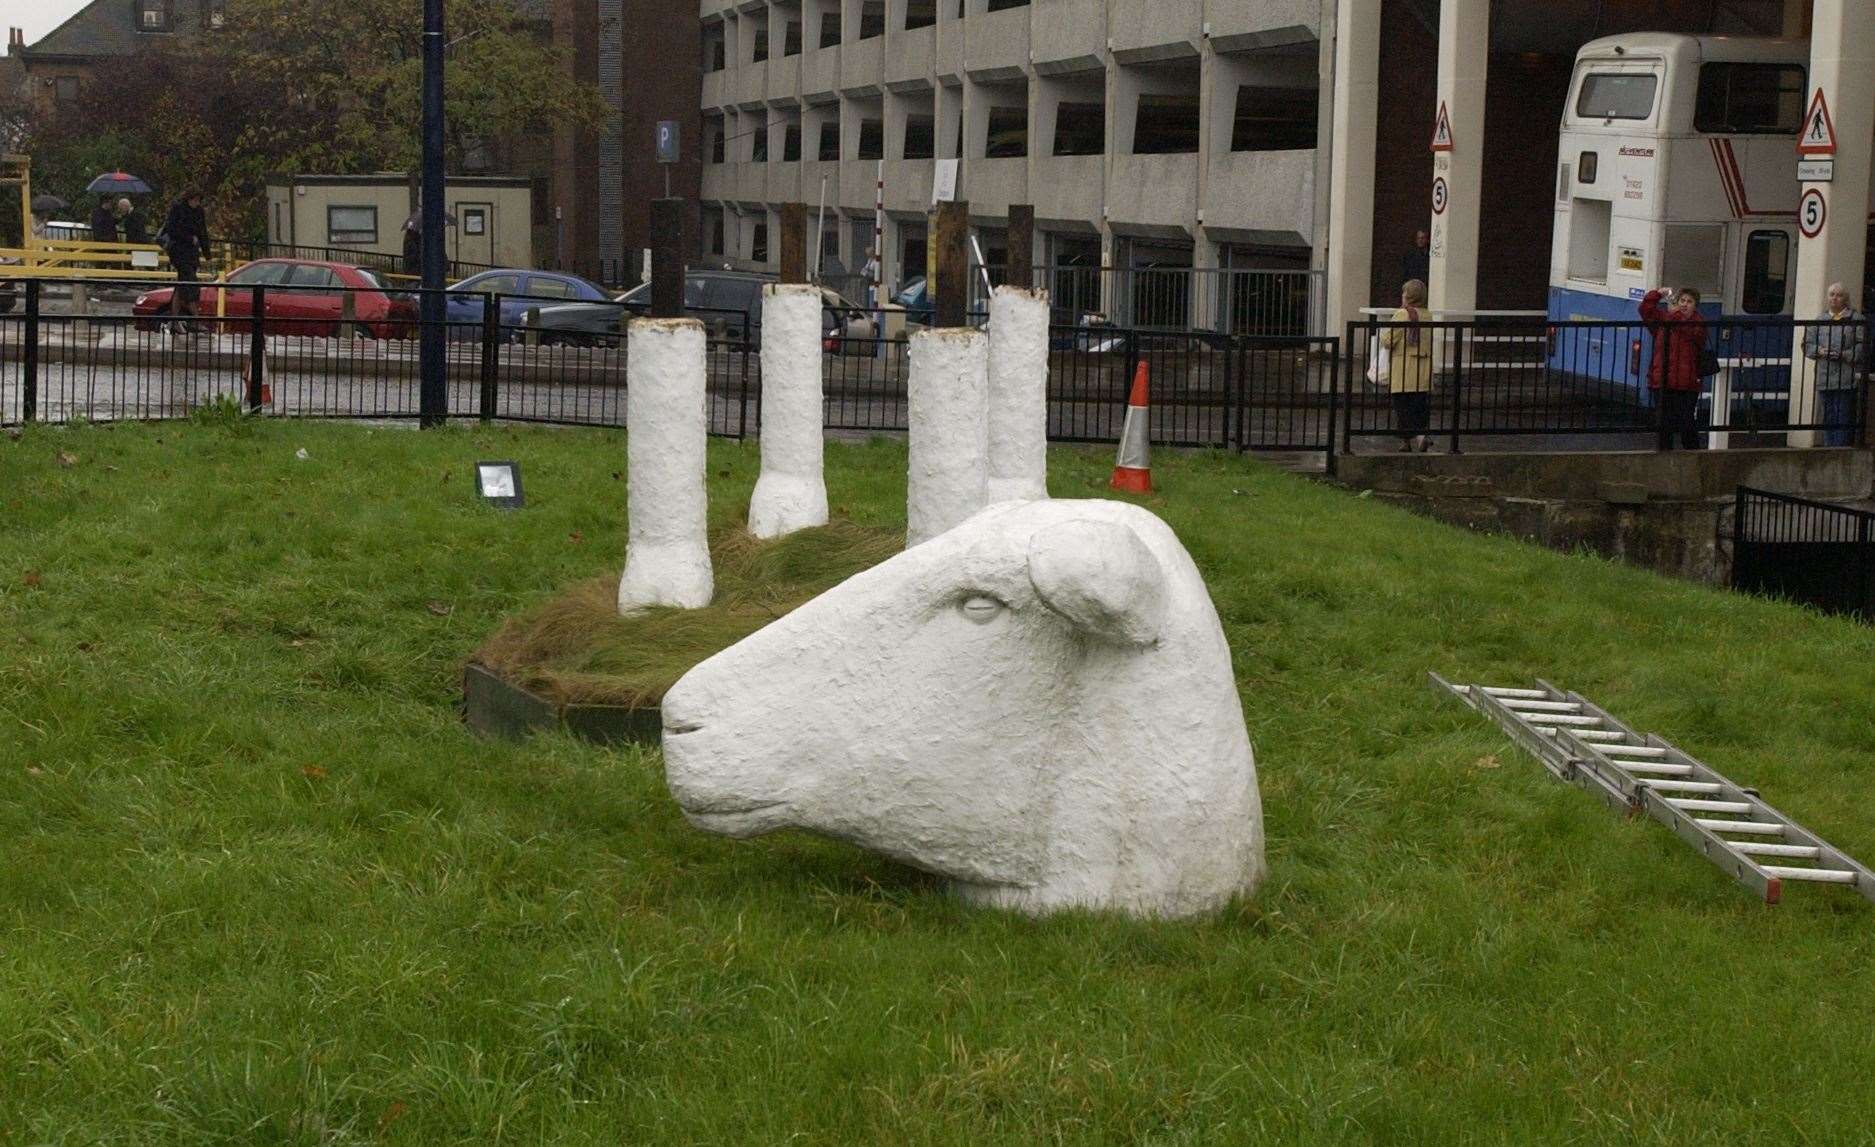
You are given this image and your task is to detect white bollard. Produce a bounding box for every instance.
[906,327,989,547]
[986,285,1050,503]
[747,284,829,539]
[618,317,714,612]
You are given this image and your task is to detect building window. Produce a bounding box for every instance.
[784,19,801,56]
[703,25,726,71]
[857,118,884,161]
[1134,93,1200,154]
[708,211,725,256]
[53,76,81,102]
[137,0,170,32]
[1053,102,1104,156]
[903,115,935,160]
[327,205,378,246]
[819,7,841,49]
[906,0,936,30]
[752,25,769,63]
[783,124,801,162]
[858,1,885,40]
[1695,63,1805,135]
[987,0,1029,9]
[984,106,1027,159]
[752,221,769,262]
[818,119,841,161]
[1230,85,1318,152]
[752,124,768,162]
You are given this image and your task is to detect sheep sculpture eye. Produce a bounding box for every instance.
[959,596,1005,624]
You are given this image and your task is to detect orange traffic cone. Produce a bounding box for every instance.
[1109,361,1153,494]
[240,355,273,409]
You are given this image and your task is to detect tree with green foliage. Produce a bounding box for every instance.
[24,0,606,242]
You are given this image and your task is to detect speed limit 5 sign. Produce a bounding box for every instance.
[1799,188,1826,238]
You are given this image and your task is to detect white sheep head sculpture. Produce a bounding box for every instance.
[660,499,1264,918]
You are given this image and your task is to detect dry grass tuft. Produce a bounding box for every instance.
[472,519,902,708]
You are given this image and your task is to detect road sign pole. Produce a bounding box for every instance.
[418,0,448,428]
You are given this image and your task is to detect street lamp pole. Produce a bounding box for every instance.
[419,0,447,426]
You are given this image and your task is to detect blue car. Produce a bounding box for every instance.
[445,269,613,338]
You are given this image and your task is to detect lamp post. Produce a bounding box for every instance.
[419,0,447,427]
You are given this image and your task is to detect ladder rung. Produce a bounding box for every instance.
[1762,866,1858,884]
[1667,799,1753,813]
[1615,762,1694,776]
[1481,688,1548,698]
[1572,730,1626,741]
[1599,745,1668,758]
[1524,714,1604,727]
[1638,780,1722,794]
[1730,843,1820,859]
[1695,819,1785,835]
[1499,699,1582,712]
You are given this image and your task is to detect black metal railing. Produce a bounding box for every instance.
[1733,487,1874,622]
[0,277,1341,457]
[1344,316,1869,454]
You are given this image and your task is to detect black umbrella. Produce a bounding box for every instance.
[85,172,153,195]
[30,193,67,213]
[403,209,459,230]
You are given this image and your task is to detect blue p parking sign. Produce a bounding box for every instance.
[656,121,681,165]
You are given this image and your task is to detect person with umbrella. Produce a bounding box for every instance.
[89,198,120,246]
[160,187,210,334]
[119,198,148,246]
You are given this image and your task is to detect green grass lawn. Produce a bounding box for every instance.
[3,418,1874,1143]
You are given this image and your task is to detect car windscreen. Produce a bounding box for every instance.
[227,262,292,286]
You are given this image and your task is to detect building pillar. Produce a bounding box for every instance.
[1428,0,1488,316]
[1323,0,1380,337]
[1788,0,1874,446]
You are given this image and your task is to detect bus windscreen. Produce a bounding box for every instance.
[1576,73,1658,120]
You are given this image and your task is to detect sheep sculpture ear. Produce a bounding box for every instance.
[1027,517,1168,646]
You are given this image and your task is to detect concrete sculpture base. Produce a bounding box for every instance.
[748,284,829,539]
[619,317,713,612]
[986,286,1050,504]
[661,498,1263,919]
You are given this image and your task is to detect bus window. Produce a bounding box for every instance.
[1741,230,1790,315]
[1694,64,1805,134]
[1576,73,1657,120]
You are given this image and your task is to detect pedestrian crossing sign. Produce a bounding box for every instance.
[1431,102,1455,152]
[1797,89,1837,156]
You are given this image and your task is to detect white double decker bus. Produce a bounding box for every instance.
[1547,33,1874,388]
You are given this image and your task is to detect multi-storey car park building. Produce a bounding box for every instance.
[696,0,1863,338]
[699,0,1331,331]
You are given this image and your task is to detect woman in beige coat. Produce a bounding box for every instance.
[1379,279,1434,452]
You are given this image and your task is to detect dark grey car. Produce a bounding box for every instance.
[521,270,875,350]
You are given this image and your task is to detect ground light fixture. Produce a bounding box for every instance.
[475,461,525,509]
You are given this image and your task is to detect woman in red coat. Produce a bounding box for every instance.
[1638,287,1708,450]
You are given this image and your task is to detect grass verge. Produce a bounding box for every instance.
[2,419,1873,1142]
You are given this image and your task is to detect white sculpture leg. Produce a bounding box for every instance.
[906,328,989,547]
[618,317,713,612]
[986,286,1050,504]
[661,498,1264,919]
[748,284,829,539]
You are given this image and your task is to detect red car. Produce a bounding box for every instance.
[134,258,416,338]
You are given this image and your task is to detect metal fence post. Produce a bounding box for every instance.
[1342,322,1358,459]
[479,293,500,422]
[1325,338,1340,476]
[22,280,38,423]
[1860,513,1873,623]
[247,285,267,411]
[1448,323,1464,455]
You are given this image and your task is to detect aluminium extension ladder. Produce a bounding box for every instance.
[1431,673,1875,906]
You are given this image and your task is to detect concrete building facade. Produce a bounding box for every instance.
[697,0,1327,324]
